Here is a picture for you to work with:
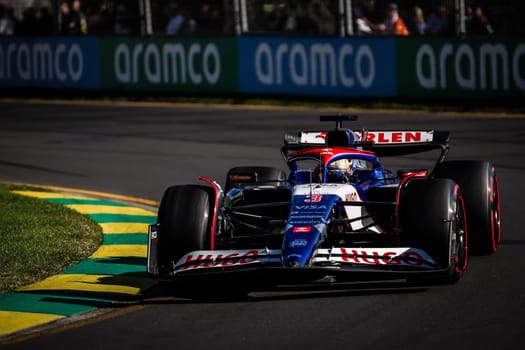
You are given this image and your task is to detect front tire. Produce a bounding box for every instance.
[157,185,214,271]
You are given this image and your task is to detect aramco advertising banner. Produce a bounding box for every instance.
[397,38,525,98]
[99,37,238,93]
[1,36,523,100]
[238,36,397,97]
[0,37,99,89]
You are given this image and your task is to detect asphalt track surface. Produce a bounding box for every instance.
[1,101,524,350]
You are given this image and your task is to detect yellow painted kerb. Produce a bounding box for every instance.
[90,245,147,259]
[18,274,147,295]
[66,204,155,216]
[99,222,151,234]
[4,182,159,207]
[0,311,64,337]
[10,190,90,200]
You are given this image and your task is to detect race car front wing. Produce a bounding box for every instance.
[148,220,440,278]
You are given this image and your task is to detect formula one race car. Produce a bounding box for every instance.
[147,115,501,297]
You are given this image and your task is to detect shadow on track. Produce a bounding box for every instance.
[142,279,429,304]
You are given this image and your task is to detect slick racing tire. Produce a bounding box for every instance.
[225,166,287,192]
[157,185,214,267]
[433,160,501,255]
[156,185,249,300]
[399,178,468,284]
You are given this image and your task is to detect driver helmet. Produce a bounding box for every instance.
[328,159,352,174]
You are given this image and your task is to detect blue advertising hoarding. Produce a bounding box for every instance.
[0,37,100,89]
[238,37,396,97]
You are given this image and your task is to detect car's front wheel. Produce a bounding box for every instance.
[157,185,214,270]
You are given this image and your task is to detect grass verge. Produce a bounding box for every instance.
[0,184,102,293]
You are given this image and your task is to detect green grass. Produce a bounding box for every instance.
[0,184,102,293]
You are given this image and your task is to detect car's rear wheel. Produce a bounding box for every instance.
[433,160,500,255]
[399,178,468,284]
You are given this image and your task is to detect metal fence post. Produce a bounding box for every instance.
[139,0,152,36]
[344,0,353,36]
[455,0,466,36]
[238,0,248,34]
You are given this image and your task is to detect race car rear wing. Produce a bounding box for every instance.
[282,129,450,163]
[360,130,450,158]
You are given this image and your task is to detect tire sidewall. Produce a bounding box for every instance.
[157,185,214,264]
[433,160,498,255]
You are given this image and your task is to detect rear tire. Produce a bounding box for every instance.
[399,178,468,284]
[433,160,500,255]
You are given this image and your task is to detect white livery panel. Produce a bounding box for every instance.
[299,130,435,145]
[174,247,437,274]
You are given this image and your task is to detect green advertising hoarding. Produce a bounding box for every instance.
[100,37,238,93]
[397,38,525,98]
